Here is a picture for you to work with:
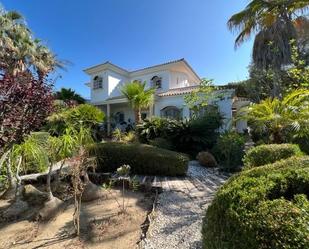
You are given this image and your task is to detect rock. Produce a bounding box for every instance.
[81,182,105,202]
[196,151,218,168]
[38,196,63,221]
[2,200,29,219]
[23,184,49,206]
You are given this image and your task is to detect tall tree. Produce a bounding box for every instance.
[121,81,155,123]
[0,7,60,77]
[54,88,86,104]
[228,0,309,64]
[228,0,309,97]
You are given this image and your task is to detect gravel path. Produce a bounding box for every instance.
[141,162,229,249]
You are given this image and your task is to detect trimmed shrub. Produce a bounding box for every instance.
[202,156,309,249]
[149,137,175,151]
[196,151,217,167]
[212,131,245,171]
[88,142,189,176]
[243,143,303,169]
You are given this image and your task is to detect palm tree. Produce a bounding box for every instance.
[242,89,309,143]
[120,81,155,123]
[54,88,86,104]
[0,7,60,77]
[228,0,309,70]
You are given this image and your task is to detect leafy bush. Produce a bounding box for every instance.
[202,156,309,249]
[243,143,303,169]
[88,142,189,176]
[212,131,245,171]
[136,108,223,156]
[149,137,175,150]
[46,104,104,136]
[136,117,179,143]
[196,151,217,167]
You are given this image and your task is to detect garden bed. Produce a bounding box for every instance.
[0,189,154,249]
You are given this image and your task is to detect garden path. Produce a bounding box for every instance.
[139,161,230,249]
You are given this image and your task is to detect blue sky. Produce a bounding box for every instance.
[2,0,253,98]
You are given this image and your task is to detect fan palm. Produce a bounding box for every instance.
[242,89,309,143]
[120,81,155,123]
[0,7,60,77]
[228,0,309,69]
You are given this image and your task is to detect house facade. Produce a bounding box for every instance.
[84,59,235,134]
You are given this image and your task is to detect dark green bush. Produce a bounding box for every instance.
[88,142,189,176]
[136,108,223,157]
[243,143,303,169]
[202,156,309,249]
[149,137,175,150]
[212,131,245,171]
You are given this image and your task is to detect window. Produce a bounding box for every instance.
[93,75,103,89]
[160,106,182,120]
[151,76,162,89]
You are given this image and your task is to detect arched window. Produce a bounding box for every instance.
[93,75,103,89]
[151,76,162,89]
[160,106,182,120]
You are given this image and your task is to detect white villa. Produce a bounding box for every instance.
[84,59,243,134]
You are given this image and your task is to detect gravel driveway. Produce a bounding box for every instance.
[141,162,229,249]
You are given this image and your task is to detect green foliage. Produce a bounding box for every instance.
[286,39,309,91]
[136,109,223,156]
[242,89,309,143]
[54,88,86,104]
[46,104,104,136]
[120,81,155,123]
[244,144,303,169]
[88,142,189,176]
[149,137,175,151]
[136,117,180,143]
[212,131,245,171]
[202,156,309,249]
[184,79,220,118]
[12,132,49,174]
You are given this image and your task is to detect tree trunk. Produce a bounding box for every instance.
[46,162,54,200]
[135,108,142,124]
[54,160,66,188]
[1,153,17,199]
[15,156,23,201]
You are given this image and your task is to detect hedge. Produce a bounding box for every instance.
[88,142,189,176]
[243,143,303,169]
[202,156,309,249]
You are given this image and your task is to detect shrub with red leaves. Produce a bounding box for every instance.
[0,72,54,150]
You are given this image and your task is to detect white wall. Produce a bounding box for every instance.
[170,71,191,89]
[131,70,170,91]
[154,95,190,119]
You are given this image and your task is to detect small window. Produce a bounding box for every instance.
[151,76,162,89]
[93,76,103,89]
[160,106,182,120]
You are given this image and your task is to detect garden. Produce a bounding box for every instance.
[0,1,309,249]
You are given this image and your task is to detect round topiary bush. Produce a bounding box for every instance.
[202,156,309,249]
[243,143,303,169]
[196,151,217,167]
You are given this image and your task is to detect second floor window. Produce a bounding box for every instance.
[93,76,103,89]
[151,76,162,89]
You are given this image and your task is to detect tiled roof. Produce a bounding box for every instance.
[157,85,199,97]
[130,58,185,73]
